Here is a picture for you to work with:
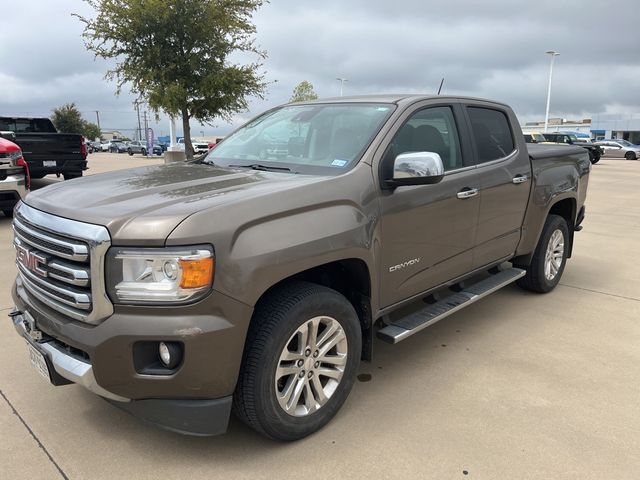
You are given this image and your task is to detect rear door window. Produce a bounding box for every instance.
[467,107,515,163]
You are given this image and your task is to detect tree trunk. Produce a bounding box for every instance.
[181,108,193,160]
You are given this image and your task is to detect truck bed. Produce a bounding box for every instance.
[527,143,587,160]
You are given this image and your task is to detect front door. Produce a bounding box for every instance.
[377,104,480,308]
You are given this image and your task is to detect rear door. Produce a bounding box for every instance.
[463,104,532,269]
[377,101,481,308]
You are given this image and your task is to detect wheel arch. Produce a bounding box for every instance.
[250,258,374,361]
[514,195,577,266]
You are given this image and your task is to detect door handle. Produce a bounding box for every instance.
[456,188,478,199]
[512,175,529,184]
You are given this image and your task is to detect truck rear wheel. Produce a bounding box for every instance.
[516,214,569,293]
[233,281,362,441]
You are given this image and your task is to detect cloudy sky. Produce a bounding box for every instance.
[1,0,639,137]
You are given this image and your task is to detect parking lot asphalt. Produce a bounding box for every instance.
[1,154,639,479]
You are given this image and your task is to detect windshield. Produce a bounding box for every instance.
[204,103,395,174]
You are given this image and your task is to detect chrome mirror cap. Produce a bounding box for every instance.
[388,152,445,187]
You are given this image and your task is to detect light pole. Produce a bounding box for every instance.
[336,77,348,97]
[544,50,560,133]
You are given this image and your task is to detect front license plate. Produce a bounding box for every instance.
[26,342,51,382]
[43,160,56,167]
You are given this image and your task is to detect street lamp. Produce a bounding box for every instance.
[544,50,560,133]
[336,77,348,97]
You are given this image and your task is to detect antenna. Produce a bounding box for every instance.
[437,77,445,95]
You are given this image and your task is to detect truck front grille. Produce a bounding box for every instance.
[13,203,113,324]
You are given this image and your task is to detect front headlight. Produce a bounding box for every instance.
[106,246,214,304]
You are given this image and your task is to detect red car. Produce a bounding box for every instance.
[0,136,29,217]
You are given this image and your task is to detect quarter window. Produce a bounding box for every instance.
[468,107,515,163]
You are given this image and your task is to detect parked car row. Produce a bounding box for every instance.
[89,139,166,155]
[524,131,602,164]
[523,130,640,161]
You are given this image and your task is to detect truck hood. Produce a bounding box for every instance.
[24,162,327,245]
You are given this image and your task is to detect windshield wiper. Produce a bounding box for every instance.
[229,163,293,173]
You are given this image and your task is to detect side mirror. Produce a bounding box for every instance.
[386,152,445,187]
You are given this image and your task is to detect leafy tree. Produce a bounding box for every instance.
[51,103,85,134]
[290,81,318,103]
[83,122,102,141]
[51,103,102,140]
[75,0,268,159]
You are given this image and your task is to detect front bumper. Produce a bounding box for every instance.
[12,312,232,435]
[0,173,27,210]
[11,277,253,435]
[12,310,128,401]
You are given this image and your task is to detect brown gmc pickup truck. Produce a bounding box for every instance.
[9,95,590,440]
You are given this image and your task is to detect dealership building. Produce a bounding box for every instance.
[521,113,640,143]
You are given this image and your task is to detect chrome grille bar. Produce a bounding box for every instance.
[47,259,90,287]
[13,216,89,262]
[17,262,91,310]
[13,202,113,325]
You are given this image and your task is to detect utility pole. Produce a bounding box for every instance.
[134,101,142,140]
[94,110,101,131]
[143,111,148,133]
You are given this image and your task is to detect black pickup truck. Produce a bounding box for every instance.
[0,117,87,180]
[540,132,602,165]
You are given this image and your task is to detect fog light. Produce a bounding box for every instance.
[158,342,181,369]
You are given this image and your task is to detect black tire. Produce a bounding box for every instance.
[625,151,637,160]
[63,172,82,180]
[2,209,13,218]
[233,281,362,441]
[516,214,569,293]
[128,149,133,156]
[141,148,147,156]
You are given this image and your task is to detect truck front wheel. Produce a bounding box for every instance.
[516,214,569,293]
[233,281,362,440]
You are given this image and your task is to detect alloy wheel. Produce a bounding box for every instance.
[275,316,348,417]
[544,229,565,281]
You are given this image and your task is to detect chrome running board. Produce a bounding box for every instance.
[377,268,526,344]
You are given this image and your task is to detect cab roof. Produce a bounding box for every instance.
[293,94,511,108]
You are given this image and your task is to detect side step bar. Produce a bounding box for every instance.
[377,267,526,344]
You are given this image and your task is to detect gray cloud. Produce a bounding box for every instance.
[1,0,639,136]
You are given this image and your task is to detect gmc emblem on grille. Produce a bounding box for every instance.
[16,244,48,278]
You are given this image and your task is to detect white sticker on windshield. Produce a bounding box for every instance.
[331,159,348,167]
